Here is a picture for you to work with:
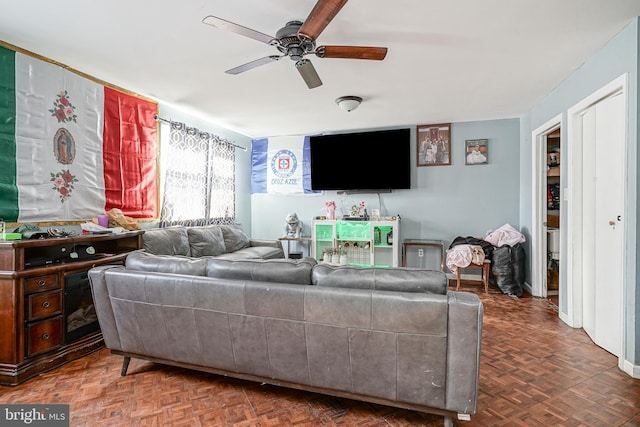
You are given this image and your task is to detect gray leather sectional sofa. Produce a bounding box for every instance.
[88,256,483,425]
[141,224,285,260]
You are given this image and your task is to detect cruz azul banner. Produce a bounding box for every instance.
[0,45,158,222]
[251,135,317,194]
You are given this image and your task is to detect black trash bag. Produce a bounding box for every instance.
[512,243,526,292]
[489,244,524,297]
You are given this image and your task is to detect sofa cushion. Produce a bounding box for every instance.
[142,227,191,256]
[125,250,208,276]
[206,257,317,285]
[311,264,448,294]
[215,246,284,260]
[220,225,250,253]
[187,226,227,257]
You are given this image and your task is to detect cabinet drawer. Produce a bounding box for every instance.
[26,317,62,357]
[27,290,62,321]
[24,274,59,293]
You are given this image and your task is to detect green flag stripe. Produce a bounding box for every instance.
[0,46,17,221]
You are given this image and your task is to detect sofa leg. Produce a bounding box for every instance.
[443,416,455,427]
[120,356,131,376]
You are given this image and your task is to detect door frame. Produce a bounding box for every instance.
[566,74,628,370]
[531,114,562,298]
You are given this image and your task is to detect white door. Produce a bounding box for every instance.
[580,92,624,356]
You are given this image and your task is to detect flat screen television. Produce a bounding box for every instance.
[309,128,411,191]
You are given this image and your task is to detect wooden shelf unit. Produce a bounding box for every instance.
[0,231,143,386]
[547,130,561,295]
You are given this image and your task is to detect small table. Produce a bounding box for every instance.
[278,237,311,258]
[456,260,491,294]
[402,239,445,271]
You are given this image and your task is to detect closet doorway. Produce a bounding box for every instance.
[545,129,561,306]
[531,115,562,301]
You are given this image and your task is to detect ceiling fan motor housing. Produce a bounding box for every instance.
[275,21,316,60]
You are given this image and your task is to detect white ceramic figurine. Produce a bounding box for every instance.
[284,213,303,238]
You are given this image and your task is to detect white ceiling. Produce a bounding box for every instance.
[1,1,639,138]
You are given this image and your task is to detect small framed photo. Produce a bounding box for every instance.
[465,139,488,165]
[417,123,451,166]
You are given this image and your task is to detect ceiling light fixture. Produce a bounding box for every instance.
[336,96,362,112]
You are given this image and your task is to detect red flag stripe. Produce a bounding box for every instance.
[103,87,158,218]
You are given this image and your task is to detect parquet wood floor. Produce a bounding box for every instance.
[2,286,639,426]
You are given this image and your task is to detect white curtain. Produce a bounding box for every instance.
[159,121,235,227]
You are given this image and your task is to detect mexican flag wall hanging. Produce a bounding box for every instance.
[0,45,158,222]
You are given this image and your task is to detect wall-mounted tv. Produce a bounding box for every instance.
[309,128,411,191]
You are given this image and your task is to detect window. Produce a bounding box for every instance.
[159,121,235,227]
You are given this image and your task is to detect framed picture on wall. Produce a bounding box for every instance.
[416,123,451,166]
[465,139,489,165]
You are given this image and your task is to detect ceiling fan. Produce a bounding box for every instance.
[202,0,388,89]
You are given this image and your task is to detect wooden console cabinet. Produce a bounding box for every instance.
[0,230,143,386]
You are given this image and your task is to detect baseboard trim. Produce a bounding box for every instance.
[558,310,576,327]
[622,359,640,379]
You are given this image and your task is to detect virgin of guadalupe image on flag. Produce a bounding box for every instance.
[54,128,76,165]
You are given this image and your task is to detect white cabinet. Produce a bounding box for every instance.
[311,219,400,267]
[311,220,335,262]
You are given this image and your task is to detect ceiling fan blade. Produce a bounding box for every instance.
[295,59,323,89]
[316,45,388,60]
[225,56,282,75]
[298,0,348,41]
[202,15,276,45]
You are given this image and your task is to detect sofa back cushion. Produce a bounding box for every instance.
[311,264,448,294]
[125,250,208,276]
[142,227,191,256]
[206,257,316,285]
[187,226,227,257]
[220,225,250,253]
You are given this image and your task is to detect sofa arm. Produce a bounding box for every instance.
[445,291,483,415]
[88,265,125,352]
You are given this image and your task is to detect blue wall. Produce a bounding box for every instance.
[250,118,520,252]
[519,18,639,370]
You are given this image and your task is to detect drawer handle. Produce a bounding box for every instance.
[38,280,46,287]
[42,333,50,340]
[42,301,50,308]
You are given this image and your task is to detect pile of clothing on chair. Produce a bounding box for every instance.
[447,224,526,297]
